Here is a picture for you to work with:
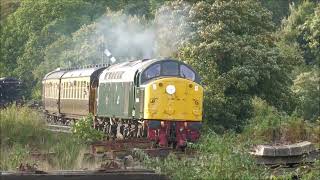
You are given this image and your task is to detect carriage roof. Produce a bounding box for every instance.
[61,67,105,79]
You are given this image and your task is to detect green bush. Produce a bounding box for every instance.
[243,98,319,145]
[71,114,105,143]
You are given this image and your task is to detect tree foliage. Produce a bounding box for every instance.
[293,68,319,122]
[174,0,297,131]
[278,1,320,122]
[278,1,319,65]
[0,0,112,98]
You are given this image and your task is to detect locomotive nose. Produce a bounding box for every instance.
[143,77,203,121]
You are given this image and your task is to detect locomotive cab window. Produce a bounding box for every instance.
[162,61,179,76]
[180,65,195,81]
[140,60,199,84]
[142,63,160,82]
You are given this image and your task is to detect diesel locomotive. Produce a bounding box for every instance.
[42,58,203,149]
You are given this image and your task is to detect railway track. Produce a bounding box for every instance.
[1,169,169,180]
[45,124,71,133]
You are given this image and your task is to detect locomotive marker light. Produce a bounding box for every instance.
[104,49,112,57]
[110,57,116,63]
[104,48,117,64]
[166,85,176,95]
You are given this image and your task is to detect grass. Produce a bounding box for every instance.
[242,98,320,146]
[0,105,86,170]
[136,130,268,180]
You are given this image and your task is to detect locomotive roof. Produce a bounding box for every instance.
[99,58,188,83]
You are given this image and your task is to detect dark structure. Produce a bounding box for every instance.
[0,77,24,107]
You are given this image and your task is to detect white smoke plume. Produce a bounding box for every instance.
[90,2,191,62]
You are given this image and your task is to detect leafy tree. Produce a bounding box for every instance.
[175,0,297,131]
[303,3,320,65]
[0,0,107,98]
[278,1,319,65]
[278,1,319,122]
[259,0,301,25]
[293,69,320,121]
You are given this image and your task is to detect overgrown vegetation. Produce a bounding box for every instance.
[242,98,320,145]
[136,131,267,179]
[71,114,105,143]
[136,99,320,179]
[0,106,86,170]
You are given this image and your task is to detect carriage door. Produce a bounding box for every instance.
[89,85,97,115]
[90,76,100,116]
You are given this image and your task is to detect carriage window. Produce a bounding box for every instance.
[143,64,160,80]
[64,82,66,98]
[69,82,72,99]
[162,62,179,76]
[180,65,195,81]
[82,81,86,99]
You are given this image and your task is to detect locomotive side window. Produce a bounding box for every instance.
[143,63,160,81]
[180,65,195,81]
[162,61,179,76]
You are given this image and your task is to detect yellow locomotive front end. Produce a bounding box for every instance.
[139,59,203,150]
[144,77,203,121]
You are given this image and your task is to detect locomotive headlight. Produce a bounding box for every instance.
[166,85,176,95]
